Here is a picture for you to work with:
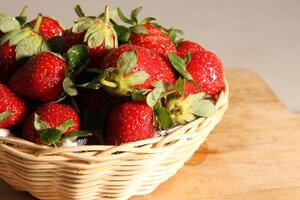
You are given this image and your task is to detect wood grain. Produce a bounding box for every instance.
[1,68,299,200]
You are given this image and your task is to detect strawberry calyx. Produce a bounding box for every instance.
[0,110,12,122]
[72,5,118,49]
[33,113,91,146]
[100,50,149,96]
[0,14,50,60]
[0,5,28,34]
[166,93,216,124]
[114,7,156,42]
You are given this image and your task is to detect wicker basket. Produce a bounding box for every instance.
[0,81,229,200]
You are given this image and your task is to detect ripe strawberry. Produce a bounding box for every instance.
[9,52,67,102]
[22,103,80,144]
[99,44,176,96]
[0,15,50,82]
[129,24,177,57]
[31,16,64,40]
[184,51,224,96]
[106,101,156,145]
[0,43,17,82]
[177,40,205,58]
[0,84,26,128]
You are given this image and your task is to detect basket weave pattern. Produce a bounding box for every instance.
[0,82,229,200]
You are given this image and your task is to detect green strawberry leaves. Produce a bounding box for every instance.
[176,78,185,97]
[146,81,165,108]
[63,77,78,96]
[168,52,193,82]
[154,102,174,129]
[0,13,21,33]
[57,120,75,132]
[63,130,92,139]
[63,45,89,97]
[66,45,89,69]
[34,114,50,131]
[0,111,12,122]
[99,49,149,95]
[117,50,137,73]
[72,9,118,49]
[40,128,62,146]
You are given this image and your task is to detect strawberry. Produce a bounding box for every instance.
[168,51,224,96]
[106,101,156,145]
[0,15,50,82]
[22,103,80,145]
[177,40,205,58]
[184,51,224,96]
[9,52,67,102]
[63,5,117,66]
[0,84,26,128]
[30,16,64,40]
[116,7,176,57]
[98,44,176,96]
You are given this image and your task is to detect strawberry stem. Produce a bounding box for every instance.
[101,79,117,88]
[19,5,29,16]
[33,14,43,33]
[103,5,110,25]
[75,5,85,17]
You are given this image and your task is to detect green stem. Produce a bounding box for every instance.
[101,79,118,88]
[75,5,85,17]
[19,5,29,16]
[103,5,110,25]
[33,14,43,33]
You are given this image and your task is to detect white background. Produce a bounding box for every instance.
[1,0,299,112]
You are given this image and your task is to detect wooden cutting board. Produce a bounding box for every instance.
[1,68,300,200]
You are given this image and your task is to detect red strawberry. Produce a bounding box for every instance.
[0,84,26,128]
[99,44,176,96]
[31,16,64,40]
[0,43,17,82]
[184,51,224,96]
[129,24,177,57]
[22,103,80,144]
[106,101,156,145]
[9,52,67,102]
[0,15,50,82]
[177,40,205,58]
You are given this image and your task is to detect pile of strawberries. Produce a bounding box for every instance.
[0,5,224,146]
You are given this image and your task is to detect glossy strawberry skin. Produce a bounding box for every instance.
[9,52,67,102]
[0,84,26,128]
[106,101,156,145]
[31,17,64,40]
[22,103,80,144]
[184,51,224,96]
[0,43,17,82]
[177,40,205,58]
[100,44,176,89]
[129,24,177,57]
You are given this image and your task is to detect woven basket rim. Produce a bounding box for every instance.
[0,80,229,158]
